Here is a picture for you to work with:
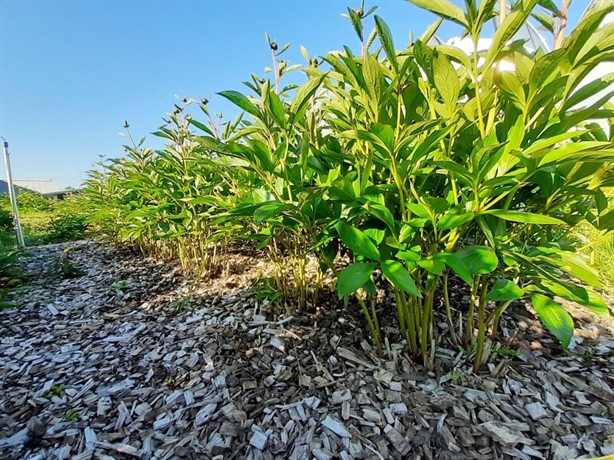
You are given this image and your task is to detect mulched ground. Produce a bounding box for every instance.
[0,240,613,460]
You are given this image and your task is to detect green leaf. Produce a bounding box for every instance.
[537,0,561,16]
[553,252,601,289]
[539,280,609,318]
[188,118,214,136]
[217,90,260,118]
[433,52,460,113]
[371,124,395,152]
[366,202,396,231]
[290,74,326,122]
[564,2,614,64]
[363,227,386,245]
[254,202,294,224]
[481,209,565,225]
[417,258,445,275]
[406,0,468,27]
[485,0,539,69]
[454,246,498,275]
[374,16,398,71]
[337,263,377,298]
[407,202,431,219]
[438,211,474,230]
[267,91,286,129]
[336,221,381,261]
[531,294,574,349]
[381,259,422,297]
[531,12,555,33]
[362,53,383,103]
[485,279,524,301]
[562,73,614,113]
[433,253,472,284]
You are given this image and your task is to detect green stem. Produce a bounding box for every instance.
[487,299,513,339]
[466,275,481,344]
[357,294,382,355]
[442,272,458,344]
[473,278,490,372]
[421,275,438,366]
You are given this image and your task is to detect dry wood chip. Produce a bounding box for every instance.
[195,403,217,426]
[321,416,351,438]
[525,402,548,420]
[249,430,268,450]
[84,427,97,451]
[439,424,461,453]
[384,424,410,455]
[96,441,142,458]
[270,337,285,352]
[481,421,535,447]
[153,417,172,430]
[330,389,352,404]
[312,447,334,460]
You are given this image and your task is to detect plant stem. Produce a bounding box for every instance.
[357,294,382,355]
[466,275,481,344]
[473,278,490,372]
[442,272,458,344]
[554,0,570,50]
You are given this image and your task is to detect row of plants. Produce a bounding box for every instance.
[84,0,614,370]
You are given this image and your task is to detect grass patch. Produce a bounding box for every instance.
[574,221,614,294]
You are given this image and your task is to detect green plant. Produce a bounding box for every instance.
[15,191,54,212]
[46,384,66,398]
[253,276,283,304]
[0,209,13,231]
[64,409,80,422]
[573,219,614,291]
[491,347,521,358]
[43,214,88,244]
[53,255,85,278]
[447,370,463,383]
[172,295,193,311]
[111,280,129,297]
[83,0,614,372]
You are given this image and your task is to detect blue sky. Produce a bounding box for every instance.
[1,0,588,188]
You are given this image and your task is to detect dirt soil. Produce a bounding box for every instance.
[0,240,613,460]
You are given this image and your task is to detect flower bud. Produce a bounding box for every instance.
[123,120,130,129]
[270,42,278,51]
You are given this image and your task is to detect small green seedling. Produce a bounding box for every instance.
[64,409,80,422]
[172,295,193,311]
[46,384,66,398]
[492,347,521,358]
[54,256,85,278]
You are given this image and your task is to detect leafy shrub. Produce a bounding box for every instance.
[15,191,55,212]
[43,214,88,244]
[84,0,614,370]
[0,209,13,231]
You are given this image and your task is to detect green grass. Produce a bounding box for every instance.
[0,192,89,247]
[574,221,614,294]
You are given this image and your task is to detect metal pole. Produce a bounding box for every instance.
[1,138,25,249]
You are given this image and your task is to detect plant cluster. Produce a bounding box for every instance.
[0,192,90,246]
[84,0,614,370]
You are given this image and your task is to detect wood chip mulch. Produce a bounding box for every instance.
[1,240,613,460]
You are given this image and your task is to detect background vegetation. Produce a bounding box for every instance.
[0,191,88,247]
